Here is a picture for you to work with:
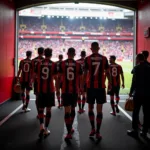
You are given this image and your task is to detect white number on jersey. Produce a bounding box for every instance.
[67,67,74,80]
[112,67,117,77]
[23,63,30,72]
[42,67,49,80]
[92,62,100,76]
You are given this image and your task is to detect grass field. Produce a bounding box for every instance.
[115,61,133,95]
[18,60,133,95]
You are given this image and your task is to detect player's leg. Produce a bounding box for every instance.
[56,90,61,108]
[96,104,103,139]
[56,78,61,108]
[70,93,78,134]
[21,82,26,110]
[38,93,45,139]
[34,81,39,117]
[59,82,63,107]
[44,92,55,136]
[87,88,95,137]
[110,87,116,116]
[115,86,120,113]
[62,93,72,140]
[44,107,51,136]
[81,87,86,113]
[77,93,82,114]
[95,88,106,139]
[24,82,31,112]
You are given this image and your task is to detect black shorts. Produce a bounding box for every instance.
[38,93,55,108]
[34,81,38,94]
[87,88,106,104]
[108,86,120,97]
[62,93,78,107]
[21,82,32,91]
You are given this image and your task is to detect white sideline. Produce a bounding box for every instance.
[118,105,132,121]
[0,104,23,126]
[0,98,132,129]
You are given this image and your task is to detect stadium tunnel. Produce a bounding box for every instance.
[0,0,150,150]
[17,1,136,94]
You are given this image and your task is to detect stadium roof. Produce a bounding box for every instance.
[19,3,134,19]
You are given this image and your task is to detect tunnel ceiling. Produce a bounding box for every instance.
[14,0,138,10]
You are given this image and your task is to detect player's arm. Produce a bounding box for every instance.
[121,72,125,88]
[105,61,112,86]
[106,68,112,86]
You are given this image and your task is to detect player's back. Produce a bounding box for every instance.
[109,63,123,86]
[60,59,82,93]
[85,53,109,89]
[20,58,32,82]
[36,58,56,93]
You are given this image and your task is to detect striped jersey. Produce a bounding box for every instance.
[84,53,109,88]
[36,58,57,93]
[19,58,32,82]
[109,63,123,86]
[59,59,82,93]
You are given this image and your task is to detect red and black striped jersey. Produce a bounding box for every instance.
[109,63,123,86]
[55,60,63,82]
[55,60,62,72]
[76,58,85,72]
[32,56,44,72]
[19,58,32,82]
[36,59,57,93]
[59,59,82,93]
[84,53,109,89]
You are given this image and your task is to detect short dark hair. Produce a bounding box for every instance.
[38,47,44,55]
[81,51,86,57]
[59,54,63,59]
[91,42,99,48]
[136,53,145,61]
[44,48,52,57]
[67,47,75,55]
[26,51,32,57]
[141,50,149,59]
[110,55,116,61]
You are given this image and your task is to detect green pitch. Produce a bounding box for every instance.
[115,61,133,95]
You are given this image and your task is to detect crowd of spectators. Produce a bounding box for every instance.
[18,39,133,61]
[19,17,133,33]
